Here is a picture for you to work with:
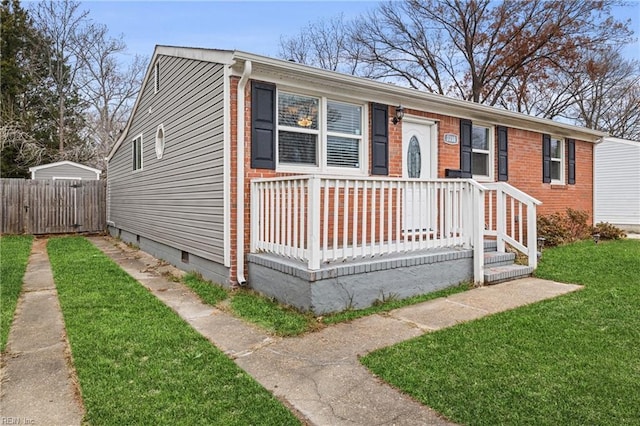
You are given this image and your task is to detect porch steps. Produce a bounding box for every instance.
[484,251,515,267]
[483,240,533,284]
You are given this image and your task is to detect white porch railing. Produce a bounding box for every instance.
[483,182,542,268]
[251,176,487,282]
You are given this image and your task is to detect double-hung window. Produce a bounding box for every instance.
[277,91,364,172]
[550,137,564,183]
[326,100,362,168]
[471,124,492,180]
[278,93,319,165]
[132,135,143,171]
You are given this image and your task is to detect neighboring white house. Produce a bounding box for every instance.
[29,161,102,181]
[594,137,640,232]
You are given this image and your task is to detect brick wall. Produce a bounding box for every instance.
[229,79,594,284]
[504,128,593,219]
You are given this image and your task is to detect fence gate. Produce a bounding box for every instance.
[1,179,106,235]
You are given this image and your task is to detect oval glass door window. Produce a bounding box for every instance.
[407,136,421,178]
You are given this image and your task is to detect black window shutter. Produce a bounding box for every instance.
[567,139,576,185]
[371,103,389,175]
[497,126,508,181]
[251,81,276,169]
[460,119,473,178]
[542,133,551,183]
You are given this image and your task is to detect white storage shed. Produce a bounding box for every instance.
[29,161,102,181]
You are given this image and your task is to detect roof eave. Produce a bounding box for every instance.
[231,50,608,142]
[29,160,101,174]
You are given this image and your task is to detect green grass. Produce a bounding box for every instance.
[48,237,300,425]
[361,239,640,425]
[0,235,33,351]
[229,290,318,336]
[181,273,318,336]
[183,272,229,305]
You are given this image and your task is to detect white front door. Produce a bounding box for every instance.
[402,118,437,232]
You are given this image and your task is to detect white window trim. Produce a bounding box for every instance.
[550,136,565,184]
[155,124,165,159]
[472,123,495,182]
[275,90,368,176]
[132,134,143,172]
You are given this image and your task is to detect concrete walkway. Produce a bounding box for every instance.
[0,238,84,425]
[89,236,583,425]
[0,236,584,425]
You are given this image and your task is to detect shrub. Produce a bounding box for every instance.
[537,208,592,247]
[537,212,570,247]
[592,222,626,240]
[565,208,593,241]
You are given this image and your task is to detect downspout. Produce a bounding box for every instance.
[236,60,252,285]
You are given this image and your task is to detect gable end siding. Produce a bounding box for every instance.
[108,55,226,265]
[33,164,98,180]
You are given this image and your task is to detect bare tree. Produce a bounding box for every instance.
[498,63,581,118]
[279,14,373,76]
[280,0,634,126]
[352,0,632,106]
[30,0,89,153]
[565,50,640,140]
[76,22,147,170]
[0,123,46,168]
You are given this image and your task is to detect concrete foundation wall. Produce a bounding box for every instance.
[615,224,640,233]
[248,248,473,315]
[108,226,230,286]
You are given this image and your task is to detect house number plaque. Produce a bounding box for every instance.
[444,133,458,145]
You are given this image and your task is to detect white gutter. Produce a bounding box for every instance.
[236,60,252,285]
[231,50,608,142]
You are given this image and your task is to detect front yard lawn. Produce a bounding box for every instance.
[48,237,300,425]
[0,235,33,351]
[361,239,640,425]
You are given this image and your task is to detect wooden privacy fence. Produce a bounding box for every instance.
[1,179,106,235]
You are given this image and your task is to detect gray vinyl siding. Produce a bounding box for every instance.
[33,164,99,180]
[108,55,226,265]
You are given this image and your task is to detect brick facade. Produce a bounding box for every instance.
[228,78,595,284]
[503,128,593,218]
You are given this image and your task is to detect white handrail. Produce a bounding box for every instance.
[483,182,540,268]
[484,182,542,207]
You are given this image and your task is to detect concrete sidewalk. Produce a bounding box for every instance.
[0,238,84,425]
[89,236,583,425]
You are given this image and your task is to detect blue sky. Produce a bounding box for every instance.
[80,1,380,61]
[78,0,639,63]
